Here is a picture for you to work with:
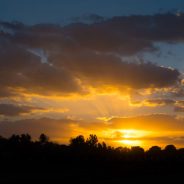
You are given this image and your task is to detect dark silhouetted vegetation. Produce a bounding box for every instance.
[0,133,184,183]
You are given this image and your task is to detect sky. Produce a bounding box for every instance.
[1,0,184,149]
[0,0,184,24]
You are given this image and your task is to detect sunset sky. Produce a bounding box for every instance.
[1,0,184,149]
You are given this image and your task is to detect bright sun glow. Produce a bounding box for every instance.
[122,129,139,138]
[121,129,150,138]
[118,140,142,146]
[112,129,151,147]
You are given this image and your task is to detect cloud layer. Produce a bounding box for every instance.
[0,104,43,116]
[0,13,183,98]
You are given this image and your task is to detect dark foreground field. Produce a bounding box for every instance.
[1,159,184,183]
[0,134,184,183]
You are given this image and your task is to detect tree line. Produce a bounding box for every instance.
[0,133,184,182]
[0,133,184,162]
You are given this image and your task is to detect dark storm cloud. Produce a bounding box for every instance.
[0,104,43,116]
[0,13,183,98]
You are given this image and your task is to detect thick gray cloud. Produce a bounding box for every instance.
[0,104,43,116]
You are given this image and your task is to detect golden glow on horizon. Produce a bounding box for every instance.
[110,129,150,147]
[121,129,149,138]
[4,86,184,149]
[117,140,142,147]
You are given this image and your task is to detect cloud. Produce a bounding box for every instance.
[71,14,105,24]
[129,98,184,114]
[174,106,184,112]
[130,98,175,107]
[175,100,184,106]
[0,36,180,99]
[145,99,175,106]
[51,52,180,89]
[0,42,83,98]
[0,104,44,116]
[108,114,184,131]
[0,13,183,99]
[57,13,184,54]
[2,13,184,54]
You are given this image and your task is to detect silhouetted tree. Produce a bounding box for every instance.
[39,133,49,144]
[164,144,177,159]
[70,135,85,147]
[178,148,184,159]
[86,134,98,147]
[164,144,177,152]
[9,134,20,144]
[148,146,162,154]
[131,146,144,160]
[115,146,130,153]
[20,134,32,144]
[131,146,144,154]
[147,146,162,160]
[102,142,107,150]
